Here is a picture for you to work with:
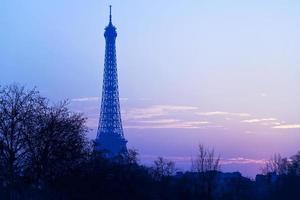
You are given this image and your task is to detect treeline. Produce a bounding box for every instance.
[0,84,300,200]
[257,152,300,200]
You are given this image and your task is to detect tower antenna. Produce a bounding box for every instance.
[109,5,112,23]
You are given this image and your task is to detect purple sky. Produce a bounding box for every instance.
[70,98,300,177]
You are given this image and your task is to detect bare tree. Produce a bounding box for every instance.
[261,154,290,175]
[125,148,140,165]
[150,157,175,181]
[191,144,221,200]
[289,151,300,176]
[0,84,89,195]
[113,148,140,167]
[191,144,220,173]
[0,84,45,189]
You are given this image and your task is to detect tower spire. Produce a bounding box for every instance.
[109,5,112,24]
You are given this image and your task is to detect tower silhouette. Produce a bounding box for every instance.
[95,6,127,157]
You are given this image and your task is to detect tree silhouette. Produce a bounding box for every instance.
[0,84,89,198]
[261,154,289,175]
[289,151,300,176]
[150,157,176,181]
[23,101,89,186]
[0,84,46,195]
[191,144,220,200]
[192,144,220,173]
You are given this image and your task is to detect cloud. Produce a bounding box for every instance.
[182,121,210,125]
[69,101,300,132]
[71,96,128,102]
[122,105,218,129]
[198,111,228,116]
[240,118,300,130]
[260,93,268,97]
[124,120,211,129]
[155,105,199,111]
[140,155,192,163]
[138,119,210,126]
[269,122,281,126]
[242,118,277,123]
[221,157,266,165]
[138,119,181,124]
[124,105,198,120]
[140,155,266,165]
[272,124,300,129]
[72,97,100,102]
[198,111,251,117]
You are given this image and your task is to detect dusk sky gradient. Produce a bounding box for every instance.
[1,0,300,177]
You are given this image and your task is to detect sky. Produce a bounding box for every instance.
[1,0,300,177]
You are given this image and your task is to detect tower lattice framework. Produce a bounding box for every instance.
[96,6,127,156]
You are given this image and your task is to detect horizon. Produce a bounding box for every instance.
[1,0,300,178]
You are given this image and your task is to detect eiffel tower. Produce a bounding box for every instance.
[95,6,127,157]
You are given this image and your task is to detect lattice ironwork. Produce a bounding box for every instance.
[96,6,127,156]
